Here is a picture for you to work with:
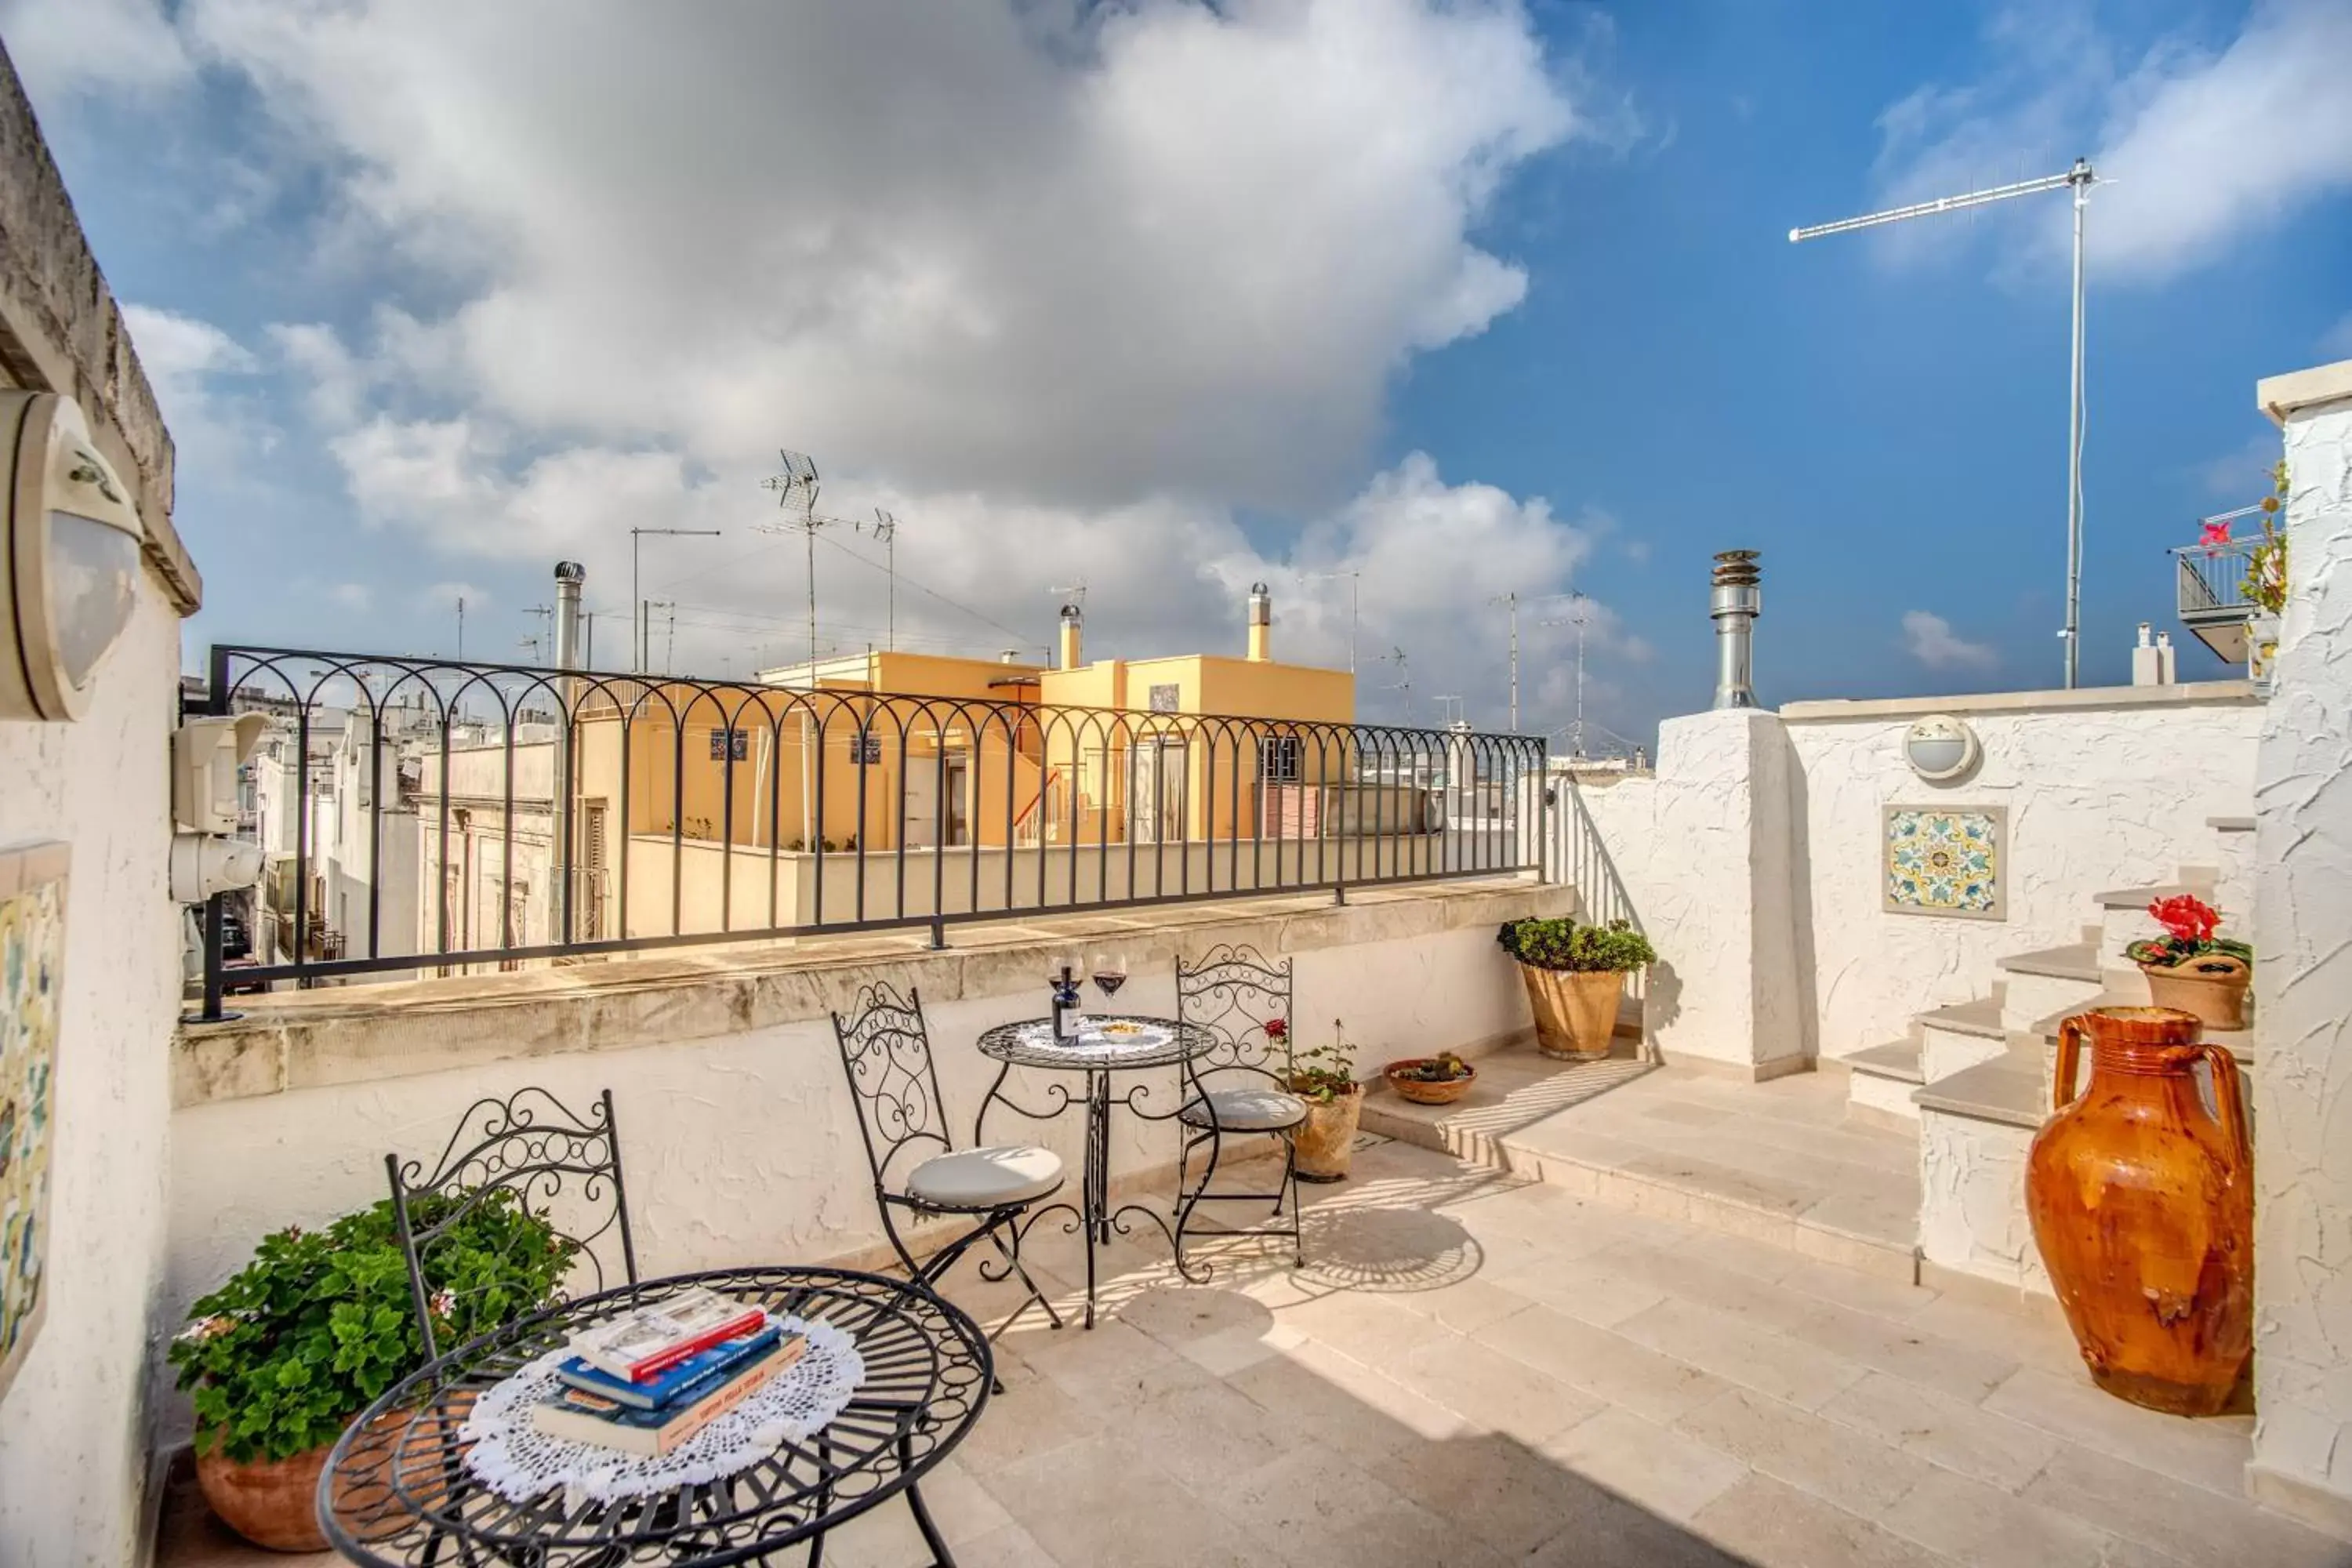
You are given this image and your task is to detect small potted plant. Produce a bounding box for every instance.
[1283,1018,1362,1182]
[1498,916,1657,1060]
[171,1190,575,1551]
[2127,894,2252,1029]
[1382,1051,1477,1106]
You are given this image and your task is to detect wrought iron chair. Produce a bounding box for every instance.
[1174,945,1306,1269]
[385,1086,638,1363]
[832,982,1066,1340]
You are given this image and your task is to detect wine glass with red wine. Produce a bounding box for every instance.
[1091,951,1128,1004]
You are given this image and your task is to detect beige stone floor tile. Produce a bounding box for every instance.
[1474,1249,1670,1330]
[1817,1370,2063,1494]
[1537,1406,1749,1523]
[819,1458,1014,1567]
[1668,1225,1809,1283]
[1225,1339,1470,1465]
[1474,1303,1733,1425]
[1388,1329,1605,1445]
[1780,1298,2020,1403]
[1314,1495,1519,1567]
[1383,1272,1540,1335]
[1584,1241,1821,1331]
[976,1430,1256,1568]
[1108,1360,1301,1495]
[1192,1439,1406,1563]
[1363,1426,1631,1559]
[1982,1367,2253,1496]
[1613,1297,1871,1411]
[1019,1316,1211,1414]
[1520,1495,1750,1567]
[1610,1149,1824,1218]
[1690,1473,1951,1568]
[1876,1465,2140,1568]
[1795,1185,1922,1250]
[1277,1281,1459,1364]
[1109,1280,1279,1347]
[946,1521,1063,1568]
[1170,1316,1306,1377]
[1902,1288,2088,1380]
[1771,1256,1943,1322]
[2023,1446,2352,1568]
[948,1344,1106,1476]
[1675,1385,1936,1518]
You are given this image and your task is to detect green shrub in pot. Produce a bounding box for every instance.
[1497,917,1656,1059]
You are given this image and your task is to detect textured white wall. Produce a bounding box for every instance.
[162,918,1530,1435]
[1787,699,2259,1058]
[2248,368,2352,1530]
[0,578,183,1567]
[1563,710,1802,1073]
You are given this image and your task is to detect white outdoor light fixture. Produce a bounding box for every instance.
[1904,714,1980,783]
[0,390,147,721]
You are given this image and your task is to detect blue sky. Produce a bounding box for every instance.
[7,0,2347,746]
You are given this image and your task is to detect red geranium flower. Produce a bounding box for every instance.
[2149,894,2220,944]
[1263,1018,1287,1040]
[2198,520,2232,550]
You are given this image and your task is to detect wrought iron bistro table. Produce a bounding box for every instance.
[317,1266,990,1568]
[974,1014,1218,1328]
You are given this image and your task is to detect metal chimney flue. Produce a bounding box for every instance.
[1710,550,1761,710]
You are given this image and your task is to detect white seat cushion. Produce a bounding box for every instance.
[1178,1087,1308,1132]
[904,1145,1064,1209]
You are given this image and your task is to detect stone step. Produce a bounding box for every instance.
[1362,1046,1921,1283]
[1994,943,2113,1030]
[1914,1047,2053,1295]
[1842,1039,1922,1131]
[1917,995,2011,1083]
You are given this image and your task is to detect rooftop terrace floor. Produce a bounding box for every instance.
[161,1123,2335,1568]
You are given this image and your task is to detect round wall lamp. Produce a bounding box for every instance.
[1904,714,1980,783]
[0,390,147,722]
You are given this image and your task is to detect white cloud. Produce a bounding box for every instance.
[1867,0,2352,284]
[183,0,1579,511]
[118,303,280,498]
[0,0,191,96]
[1900,610,1998,672]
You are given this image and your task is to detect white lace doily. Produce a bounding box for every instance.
[460,1316,864,1508]
[1009,1018,1178,1060]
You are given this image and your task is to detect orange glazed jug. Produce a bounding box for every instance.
[2025,1007,2252,1416]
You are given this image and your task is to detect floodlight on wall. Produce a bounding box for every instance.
[1904,715,1980,783]
[0,391,146,722]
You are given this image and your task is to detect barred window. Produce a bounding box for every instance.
[1258,735,1302,782]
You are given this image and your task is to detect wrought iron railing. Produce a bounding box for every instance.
[189,645,1551,1015]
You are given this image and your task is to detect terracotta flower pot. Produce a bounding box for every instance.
[1382,1058,1476,1105]
[1517,964,1624,1060]
[2026,1007,2253,1416]
[1289,1089,1363,1182]
[197,1439,336,1552]
[2137,953,2251,1030]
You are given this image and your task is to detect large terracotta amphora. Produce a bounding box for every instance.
[2025,1007,2252,1416]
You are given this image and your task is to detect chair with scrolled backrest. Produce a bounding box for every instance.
[1174,945,1306,1268]
[832,982,1065,1335]
[385,1086,637,1363]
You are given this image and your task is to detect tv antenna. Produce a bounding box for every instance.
[1432,694,1465,727]
[630,527,722,674]
[1790,158,2098,687]
[1049,579,1087,610]
[1538,592,1593,759]
[758,449,831,677]
[862,509,899,651]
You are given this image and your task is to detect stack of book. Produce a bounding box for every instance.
[532,1287,807,1457]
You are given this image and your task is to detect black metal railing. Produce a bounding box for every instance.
[190,645,1552,1016]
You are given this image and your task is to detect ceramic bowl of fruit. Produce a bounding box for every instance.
[1382,1053,1477,1105]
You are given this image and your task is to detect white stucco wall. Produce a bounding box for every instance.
[2247,364,2352,1532]
[0,576,183,1566]
[162,913,1535,1436]
[1786,696,2260,1058]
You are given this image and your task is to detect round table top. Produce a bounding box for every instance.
[975,1013,1218,1072]
[318,1265,989,1568]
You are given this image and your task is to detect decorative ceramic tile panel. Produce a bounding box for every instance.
[1883,804,2005,920]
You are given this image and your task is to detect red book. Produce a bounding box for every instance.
[571,1288,770,1383]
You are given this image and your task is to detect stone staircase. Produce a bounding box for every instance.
[1842,864,2256,1294]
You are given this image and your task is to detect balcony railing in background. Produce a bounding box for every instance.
[2174,541,2256,621]
[189,645,1552,1016]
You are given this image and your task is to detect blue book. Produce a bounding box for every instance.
[554,1322,782,1411]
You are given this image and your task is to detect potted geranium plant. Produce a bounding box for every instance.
[1283,1018,1362,1182]
[1498,916,1656,1060]
[2127,894,2252,1029]
[171,1190,575,1551]
[1382,1051,1477,1106]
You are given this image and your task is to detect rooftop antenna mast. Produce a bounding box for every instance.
[758,449,827,678]
[1300,568,1362,673]
[1790,158,2097,688]
[630,526,723,674]
[1538,590,1593,759]
[862,510,899,651]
